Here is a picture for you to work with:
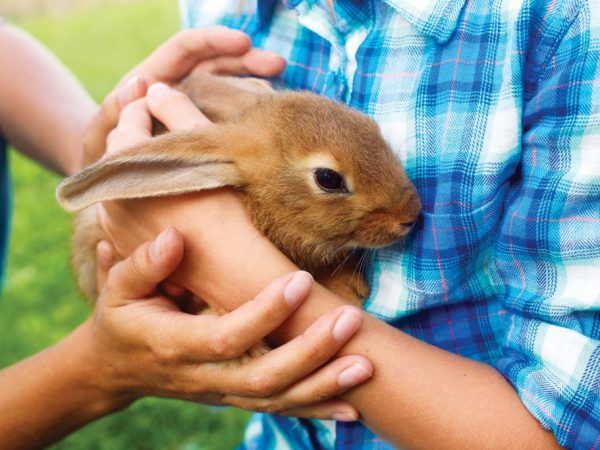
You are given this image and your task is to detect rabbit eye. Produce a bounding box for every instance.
[314,168,349,193]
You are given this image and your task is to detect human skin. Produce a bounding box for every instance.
[0,229,372,450]
[0,23,96,175]
[0,27,375,449]
[100,85,562,449]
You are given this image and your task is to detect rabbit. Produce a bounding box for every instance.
[56,73,421,307]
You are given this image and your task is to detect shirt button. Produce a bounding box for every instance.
[336,18,350,34]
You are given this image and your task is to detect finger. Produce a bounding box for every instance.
[226,397,359,421]
[222,355,372,418]
[116,76,148,109]
[83,77,148,165]
[242,356,371,415]
[171,271,314,361]
[105,227,184,302]
[207,306,364,397]
[127,27,253,83]
[160,281,188,298]
[96,240,115,291]
[281,400,359,422]
[106,99,153,155]
[192,48,286,77]
[146,83,211,130]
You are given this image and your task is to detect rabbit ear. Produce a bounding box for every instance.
[57,127,243,212]
[179,73,274,123]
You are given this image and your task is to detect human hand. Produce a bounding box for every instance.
[96,82,276,309]
[85,228,372,420]
[83,26,285,165]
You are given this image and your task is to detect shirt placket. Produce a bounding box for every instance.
[291,0,370,102]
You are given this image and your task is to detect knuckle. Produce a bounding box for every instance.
[208,331,239,359]
[301,337,327,365]
[170,30,196,58]
[312,385,335,402]
[100,94,119,118]
[106,128,118,145]
[128,247,151,279]
[152,341,180,367]
[253,400,284,414]
[153,90,186,109]
[173,29,194,44]
[246,372,277,398]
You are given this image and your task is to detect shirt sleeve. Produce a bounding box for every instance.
[490,3,600,448]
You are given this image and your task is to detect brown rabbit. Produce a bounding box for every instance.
[57,74,421,306]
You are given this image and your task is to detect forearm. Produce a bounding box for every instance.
[152,195,559,448]
[103,193,560,447]
[181,255,559,448]
[281,290,560,449]
[0,23,96,175]
[0,322,126,450]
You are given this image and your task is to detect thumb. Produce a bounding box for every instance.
[83,77,148,165]
[106,227,184,301]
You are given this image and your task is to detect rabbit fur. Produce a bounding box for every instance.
[57,74,421,307]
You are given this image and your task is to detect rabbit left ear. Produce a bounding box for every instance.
[57,127,243,212]
[178,73,275,123]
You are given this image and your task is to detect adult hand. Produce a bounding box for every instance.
[83,26,285,165]
[86,228,372,421]
[96,83,300,313]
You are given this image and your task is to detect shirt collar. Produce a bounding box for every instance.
[257,0,467,44]
[381,0,468,43]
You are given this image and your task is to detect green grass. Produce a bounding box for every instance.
[0,2,251,448]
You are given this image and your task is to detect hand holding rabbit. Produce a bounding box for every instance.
[85,227,372,420]
[83,26,286,166]
[59,75,421,306]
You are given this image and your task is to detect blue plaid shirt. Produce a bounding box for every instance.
[180,0,600,448]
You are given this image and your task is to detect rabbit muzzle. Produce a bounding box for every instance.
[352,193,421,248]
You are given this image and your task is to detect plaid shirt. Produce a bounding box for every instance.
[180,0,600,448]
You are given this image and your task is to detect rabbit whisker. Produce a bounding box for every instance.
[330,249,355,277]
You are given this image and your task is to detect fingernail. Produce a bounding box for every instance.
[117,76,141,107]
[147,82,171,99]
[150,228,171,260]
[332,411,359,422]
[332,308,362,342]
[283,271,313,307]
[337,362,372,389]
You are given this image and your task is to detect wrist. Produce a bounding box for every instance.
[60,319,136,416]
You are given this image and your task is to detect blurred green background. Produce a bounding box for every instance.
[0,1,251,448]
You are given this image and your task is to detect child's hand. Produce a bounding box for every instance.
[83,26,285,165]
[84,228,372,421]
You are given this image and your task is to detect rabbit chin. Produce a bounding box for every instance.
[350,221,416,249]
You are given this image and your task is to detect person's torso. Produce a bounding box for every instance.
[180,1,595,447]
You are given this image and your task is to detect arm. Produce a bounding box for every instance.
[105,191,560,449]
[0,26,374,450]
[0,22,96,175]
[102,5,600,444]
[95,85,557,448]
[488,5,600,449]
[0,229,372,450]
[0,23,286,175]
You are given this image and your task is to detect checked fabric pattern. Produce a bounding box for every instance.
[180,0,600,448]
